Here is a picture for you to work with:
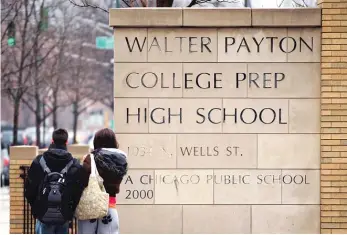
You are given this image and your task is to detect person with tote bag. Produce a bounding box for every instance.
[77,128,128,234]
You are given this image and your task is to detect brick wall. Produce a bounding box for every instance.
[319,0,347,233]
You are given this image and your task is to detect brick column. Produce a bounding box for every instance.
[319,0,347,233]
[9,146,38,234]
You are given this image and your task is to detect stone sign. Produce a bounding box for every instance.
[112,8,321,234]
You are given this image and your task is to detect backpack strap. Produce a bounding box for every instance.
[60,160,74,175]
[39,157,51,174]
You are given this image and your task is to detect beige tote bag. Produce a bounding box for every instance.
[75,154,109,220]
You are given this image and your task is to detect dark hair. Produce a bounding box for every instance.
[93,128,119,149]
[52,128,68,146]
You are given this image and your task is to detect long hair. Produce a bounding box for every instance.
[93,128,119,149]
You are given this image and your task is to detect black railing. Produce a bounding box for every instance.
[20,166,35,234]
[19,165,78,234]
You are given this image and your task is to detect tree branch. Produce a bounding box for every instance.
[68,0,109,13]
[21,97,36,113]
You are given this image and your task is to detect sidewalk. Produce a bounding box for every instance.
[0,187,9,234]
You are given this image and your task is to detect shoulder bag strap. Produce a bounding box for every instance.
[90,154,97,177]
[90,154,106,191]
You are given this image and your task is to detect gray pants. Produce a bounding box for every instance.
[78,208,119,234]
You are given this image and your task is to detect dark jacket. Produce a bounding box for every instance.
[82,148,128,197]
[24,144,87,220]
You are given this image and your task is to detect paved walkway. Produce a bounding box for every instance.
[0,187,9,234]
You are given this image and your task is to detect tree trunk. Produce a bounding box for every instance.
[43,101,46,147]
[35,88,41,148]
[52,89,58,129]
[52,110,57,129]
[12,97,20,146]
[72,102,78,144]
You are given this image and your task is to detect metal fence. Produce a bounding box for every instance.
[19,166,78,234]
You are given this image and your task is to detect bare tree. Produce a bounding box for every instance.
[44,2,85,129]
[67,0,152,11]
[18,0,66,147]
[98,65,114,110]
[68,0,110,12]
[1,0,55,145]
[62,31,100,143]
[186,0,243,7]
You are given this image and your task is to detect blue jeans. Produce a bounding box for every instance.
[35,220,69,234]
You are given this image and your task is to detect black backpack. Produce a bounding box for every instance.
[35,157,74,225]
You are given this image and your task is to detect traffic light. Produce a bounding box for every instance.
[7,21,15,47]
[40,6,48,31]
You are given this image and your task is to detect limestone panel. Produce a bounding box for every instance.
[177,134,257,168]
[183,8,251,27]
[114,28,147,62]
[38,149,47,155]
[154,170,213,204]
[149,99,222,133]
[114,98,148,133]
[258,134,320,169]
[109,8,182,27]
[282,170,320,205]
[213,170,281,204]
[252,205,320,233]
[247,63,321,98]
[117,205,182,234]
[218,28,287,62]
[289,99,320,133]
[182,63,247,98]
[222,99,288,133]
[147,28,217,62]
[287,28,321,62]
[117,134,176,168]
[10,146,38,160]
[117,170,154,204]
[114,63,183,98]
[68,145,89,160]
[183,205,251,234]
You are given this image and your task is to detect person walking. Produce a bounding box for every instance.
[78,128,128,234]
[24,129,87,234]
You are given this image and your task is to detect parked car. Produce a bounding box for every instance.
[1,145,9,187]
[1,130,28,150]
[67,130,91,145]
[1,122,13,131]
[0,163,9,187]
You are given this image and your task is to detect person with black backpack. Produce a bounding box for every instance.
[24,129,88,234]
